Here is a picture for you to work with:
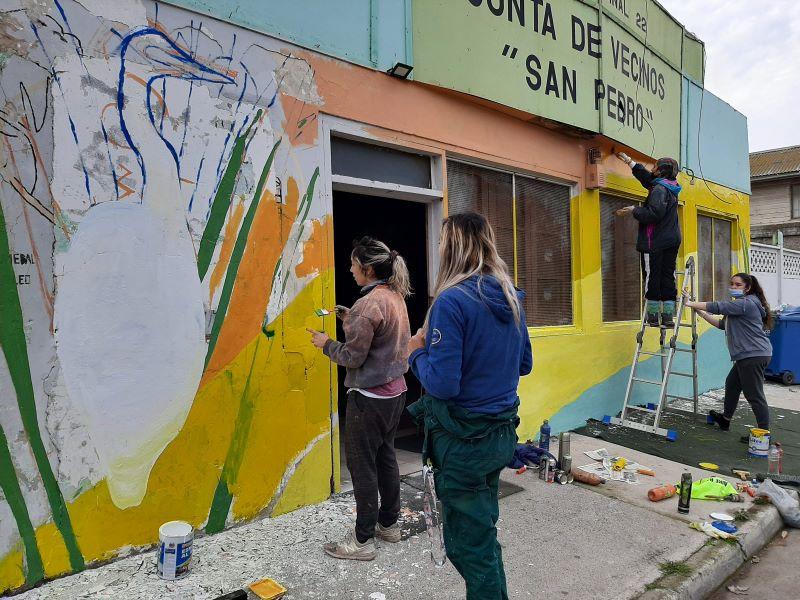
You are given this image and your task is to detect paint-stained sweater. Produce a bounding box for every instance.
[324,284,411,389]
[707,295,772,361]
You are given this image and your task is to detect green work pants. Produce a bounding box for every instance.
[430,422,516,600]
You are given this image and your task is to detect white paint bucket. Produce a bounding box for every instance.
[157,521,193,580]
[748,428,770,457]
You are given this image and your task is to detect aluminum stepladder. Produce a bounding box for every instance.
[603,256,699,440]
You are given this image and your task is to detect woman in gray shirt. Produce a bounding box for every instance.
[684,273,773,431]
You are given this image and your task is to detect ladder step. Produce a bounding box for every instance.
[670,372,695,378]
[640,350,668,357]
[632,377,663,385]
[628,406,658,414]
[666,394,695,402]
[674,347,695,353]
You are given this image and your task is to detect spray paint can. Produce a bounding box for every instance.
[558,432,571,463]
[560,453,572,474]
[678,472,692,514]
[538,456,549,481]
[547,458,556,483]
[539,420,551,451]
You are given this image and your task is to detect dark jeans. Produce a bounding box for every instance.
[724,356,770,429]
[640,245,680,302]
[430,422,516,600]
[345,390,406,542]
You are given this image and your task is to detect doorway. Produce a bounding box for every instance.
[332,191,429,460]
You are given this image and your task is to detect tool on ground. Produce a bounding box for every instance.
[604,257,699,440]
[678,472,693,514]
[699,462,719,471]
[637,468,655,477]
[572,470,604,486]
[248,577,287,599]
[611,457,627,471]
[732,469,751,481]
[539,420,551,451]
[422,463,447,566]
[736,483,756,498]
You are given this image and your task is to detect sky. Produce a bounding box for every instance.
[658,1,800,152]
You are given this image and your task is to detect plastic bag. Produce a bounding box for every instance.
[422,464,447,566]
[758,479,800,528]
[678,477,738,500]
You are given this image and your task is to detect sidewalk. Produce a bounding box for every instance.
[14,386,789,599]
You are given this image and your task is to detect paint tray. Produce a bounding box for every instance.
[248,578,286,599]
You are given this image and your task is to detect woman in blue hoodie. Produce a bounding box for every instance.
[616,153,682,328]
[685,273,773,431]
[407,212,532,600]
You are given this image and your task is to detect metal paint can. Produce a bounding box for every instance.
[558,432,571,464]
[560,453,572,474]
[539,456,548,481]
[555,470,569,485]
[547,458,556,483]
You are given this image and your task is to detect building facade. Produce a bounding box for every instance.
[0,0,750,591]
[749,146,800,250]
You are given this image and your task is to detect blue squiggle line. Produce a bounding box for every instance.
[188,156,205,212]
[116,27,235,197]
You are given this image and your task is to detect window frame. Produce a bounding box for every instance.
[791,183,800,220]
[697,212,734,302]
[444,156,578,334]
[598,192,645,323]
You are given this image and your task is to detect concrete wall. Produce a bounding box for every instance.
[682,80,750,194]
[0,0,749,593]
[162,0,411,71]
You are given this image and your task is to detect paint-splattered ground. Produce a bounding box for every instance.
[13,468,707,600]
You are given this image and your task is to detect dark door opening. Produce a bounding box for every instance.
[332,191,429,453]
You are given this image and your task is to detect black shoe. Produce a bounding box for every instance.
[709,410,731,431]
[646,312,660,328]
[739,435,750,444]
[661,313,675,328]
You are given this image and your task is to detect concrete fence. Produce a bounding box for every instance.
[750,242,800,306]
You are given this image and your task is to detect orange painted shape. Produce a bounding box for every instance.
[295,216,329,278]
[208,198,246,303]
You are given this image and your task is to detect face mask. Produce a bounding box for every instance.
[730,289,745,298]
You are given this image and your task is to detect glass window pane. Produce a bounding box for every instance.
[516,175,572,326]
[713,218,732,302]
[600,194,642,321]
[698,215,713,301]
[331,137,431,188]
[792,185,800,219]
[446,161,514,272]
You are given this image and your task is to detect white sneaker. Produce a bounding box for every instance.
[323,529,376,561]
[375,522,401,543]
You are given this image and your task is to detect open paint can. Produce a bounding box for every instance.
[157,520,193,580]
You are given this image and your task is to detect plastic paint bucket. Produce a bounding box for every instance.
[157,521,193,580]
[748,428,770,457]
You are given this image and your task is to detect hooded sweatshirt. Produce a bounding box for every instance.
[631,163,682,253]
[408,275,533,414]
[707,294,772,361]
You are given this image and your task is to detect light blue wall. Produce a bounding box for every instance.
[161,0,410,71]
[681,79,751,194]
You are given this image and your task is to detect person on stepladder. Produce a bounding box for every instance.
[683,273,773,436]
[615,152,682,328]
